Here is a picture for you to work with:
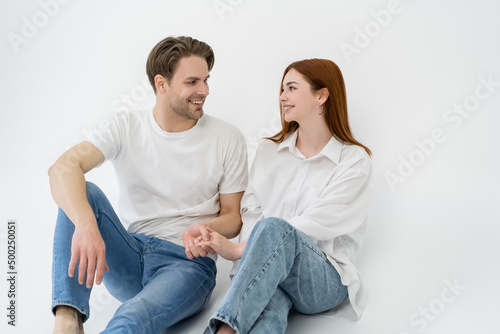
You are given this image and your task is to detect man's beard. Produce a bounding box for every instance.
[169,95,204,121]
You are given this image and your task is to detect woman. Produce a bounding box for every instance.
[199,58,372,334]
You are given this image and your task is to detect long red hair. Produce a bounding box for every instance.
[268,58,371,156]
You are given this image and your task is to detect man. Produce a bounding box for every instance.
[49,36,248,333]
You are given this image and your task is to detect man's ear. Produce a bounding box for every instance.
[155,74,168,94]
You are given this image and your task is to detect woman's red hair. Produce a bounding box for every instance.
[268,58,371,156]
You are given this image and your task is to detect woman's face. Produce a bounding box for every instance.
[279,69,319,124]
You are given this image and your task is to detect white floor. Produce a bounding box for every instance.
[84,257,360,334]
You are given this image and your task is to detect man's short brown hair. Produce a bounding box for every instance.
[146,36,215,94]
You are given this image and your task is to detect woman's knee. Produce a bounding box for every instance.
[252,217,292,240]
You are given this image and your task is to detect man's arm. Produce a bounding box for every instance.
[203,192,244,238]
[183,191,243,259]
[48,141,109,288]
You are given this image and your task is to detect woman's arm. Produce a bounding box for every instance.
[196,227,247,261]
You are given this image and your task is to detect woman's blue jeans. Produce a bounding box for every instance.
[204,218,348,334]
[51,182,217,334]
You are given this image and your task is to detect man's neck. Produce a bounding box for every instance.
[152,105,198,133]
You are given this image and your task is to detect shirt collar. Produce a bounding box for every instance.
[277,130,343,164]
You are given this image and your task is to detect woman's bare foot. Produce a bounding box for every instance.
[53,306,84,334]
[217,323,236,334]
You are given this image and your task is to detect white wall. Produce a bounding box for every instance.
[1,0,499,333]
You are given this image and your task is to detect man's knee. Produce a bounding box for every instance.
[84,182,108,208]
[85,181,103,198]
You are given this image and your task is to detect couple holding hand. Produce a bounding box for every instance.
[50,36,371,334]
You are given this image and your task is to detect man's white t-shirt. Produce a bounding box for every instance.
[84,109,248,247]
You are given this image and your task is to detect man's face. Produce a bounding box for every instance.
[165,55,210,121]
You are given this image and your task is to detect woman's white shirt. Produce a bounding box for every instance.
[237,130,372,320]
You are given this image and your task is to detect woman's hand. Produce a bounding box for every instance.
[195,227,246,261]
[182,223,215,259]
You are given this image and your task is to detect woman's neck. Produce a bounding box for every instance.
[296,123,332,159]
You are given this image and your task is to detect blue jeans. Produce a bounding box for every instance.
[204,218,348,334]
[51,182,217,334]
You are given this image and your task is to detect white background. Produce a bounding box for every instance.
[1,0,499,333]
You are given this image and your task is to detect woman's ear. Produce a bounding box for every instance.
[317,87,329,105]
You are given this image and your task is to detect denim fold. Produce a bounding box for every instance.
[52,182,217,334]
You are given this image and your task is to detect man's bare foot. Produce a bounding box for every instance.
[217,323,236,334]
[53,306,84,334]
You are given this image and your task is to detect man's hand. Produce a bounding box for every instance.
[197,227,245,261]
[182,223,215,260]
[68,223,109,289]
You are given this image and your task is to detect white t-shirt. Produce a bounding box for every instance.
[84,109,248,247]
[237,130,371,320]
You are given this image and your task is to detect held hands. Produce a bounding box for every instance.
[195,227,245,261]
[182,223,216,260]
[69,223,109,289]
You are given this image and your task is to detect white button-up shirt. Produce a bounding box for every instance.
[237,130,372,320]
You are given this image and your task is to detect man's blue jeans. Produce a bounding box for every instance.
[204,218,348,334]
[51,182,217,334]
